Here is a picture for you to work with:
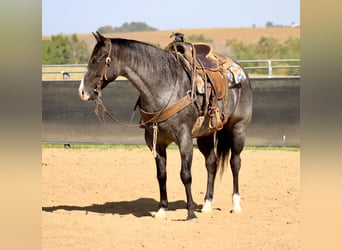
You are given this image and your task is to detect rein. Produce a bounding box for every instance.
[94,97,139,128]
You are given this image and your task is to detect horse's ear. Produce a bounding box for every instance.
[92,32,101,43]
[92,31,107,43]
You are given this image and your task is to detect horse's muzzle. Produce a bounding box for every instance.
[79,77,97,101]
[79,88,97,101]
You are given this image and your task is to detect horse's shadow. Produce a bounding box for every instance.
[42,198,189,218]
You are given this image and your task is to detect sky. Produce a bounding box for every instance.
[42,0,300,35]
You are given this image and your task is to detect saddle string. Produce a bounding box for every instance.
[152,123,158,158]
[190,43,197,100]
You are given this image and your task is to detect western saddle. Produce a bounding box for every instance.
[165,33,235,135]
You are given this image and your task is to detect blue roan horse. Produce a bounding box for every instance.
[78,32,253,220]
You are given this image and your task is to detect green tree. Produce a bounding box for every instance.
[97,22,158,34]
[265,21,274,27]
[226,38,254,59]
[119,22,157,32]
[186,34,213,43]
[280,37,300,75]
[97,25,115,34]
[226,36,300,60]
[69,34,89,64]
[257,36,281,58]
[42,35,70,64]
[225,36,300,75]
[42,34,89,64]
[282,37,300,58]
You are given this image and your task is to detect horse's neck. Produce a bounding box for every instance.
[117,45,187,111]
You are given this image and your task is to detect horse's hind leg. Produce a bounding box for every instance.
[154,145,169,219]
[197,134,217,212]
[229,123,247,213]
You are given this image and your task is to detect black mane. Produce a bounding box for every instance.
[111,38,179,76]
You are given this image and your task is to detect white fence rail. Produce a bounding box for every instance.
[238,59,300,78]
[42,59,300,80]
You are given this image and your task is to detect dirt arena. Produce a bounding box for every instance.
[42,147,300,249]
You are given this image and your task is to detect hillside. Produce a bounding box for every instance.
[43,27,300,55]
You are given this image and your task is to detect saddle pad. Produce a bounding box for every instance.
[227,63,246,83]
[196,62,246,94]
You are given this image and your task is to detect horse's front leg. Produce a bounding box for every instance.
[145,130,168,219]
[178,133,197,220]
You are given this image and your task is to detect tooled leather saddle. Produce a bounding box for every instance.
[165,33,238,135]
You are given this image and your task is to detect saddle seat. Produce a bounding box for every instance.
[193,43,233,100]
[193,43,220,70]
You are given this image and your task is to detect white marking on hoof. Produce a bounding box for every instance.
[201,199,213,212]
[231,193,243,213]
[153,208,167,219]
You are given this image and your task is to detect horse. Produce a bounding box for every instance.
[78,32,253,220]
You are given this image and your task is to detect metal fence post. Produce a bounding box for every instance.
[268,60,272,77]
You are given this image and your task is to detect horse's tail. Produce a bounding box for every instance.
[216,128,231,176]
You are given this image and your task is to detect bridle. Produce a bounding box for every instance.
[93,40,138,129]
[92,39,195,157]
[96,40,113,98]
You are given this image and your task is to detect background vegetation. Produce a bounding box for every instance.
[97,22,158,34]
[42,34,89,64]
[226,36,300,59]
[226,36,300,75]
[42,22,300,76]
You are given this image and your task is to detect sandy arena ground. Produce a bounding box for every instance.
[42,147,300,249]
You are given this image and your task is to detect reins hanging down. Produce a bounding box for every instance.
[94,97,138,129]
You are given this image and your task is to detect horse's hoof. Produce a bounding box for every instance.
[230,207,243,214]
[153,208,167,219]
[230,193,243,214]
[201,200,213,212]
[186,213,198,221]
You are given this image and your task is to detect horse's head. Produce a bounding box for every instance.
[79,32,117,101]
